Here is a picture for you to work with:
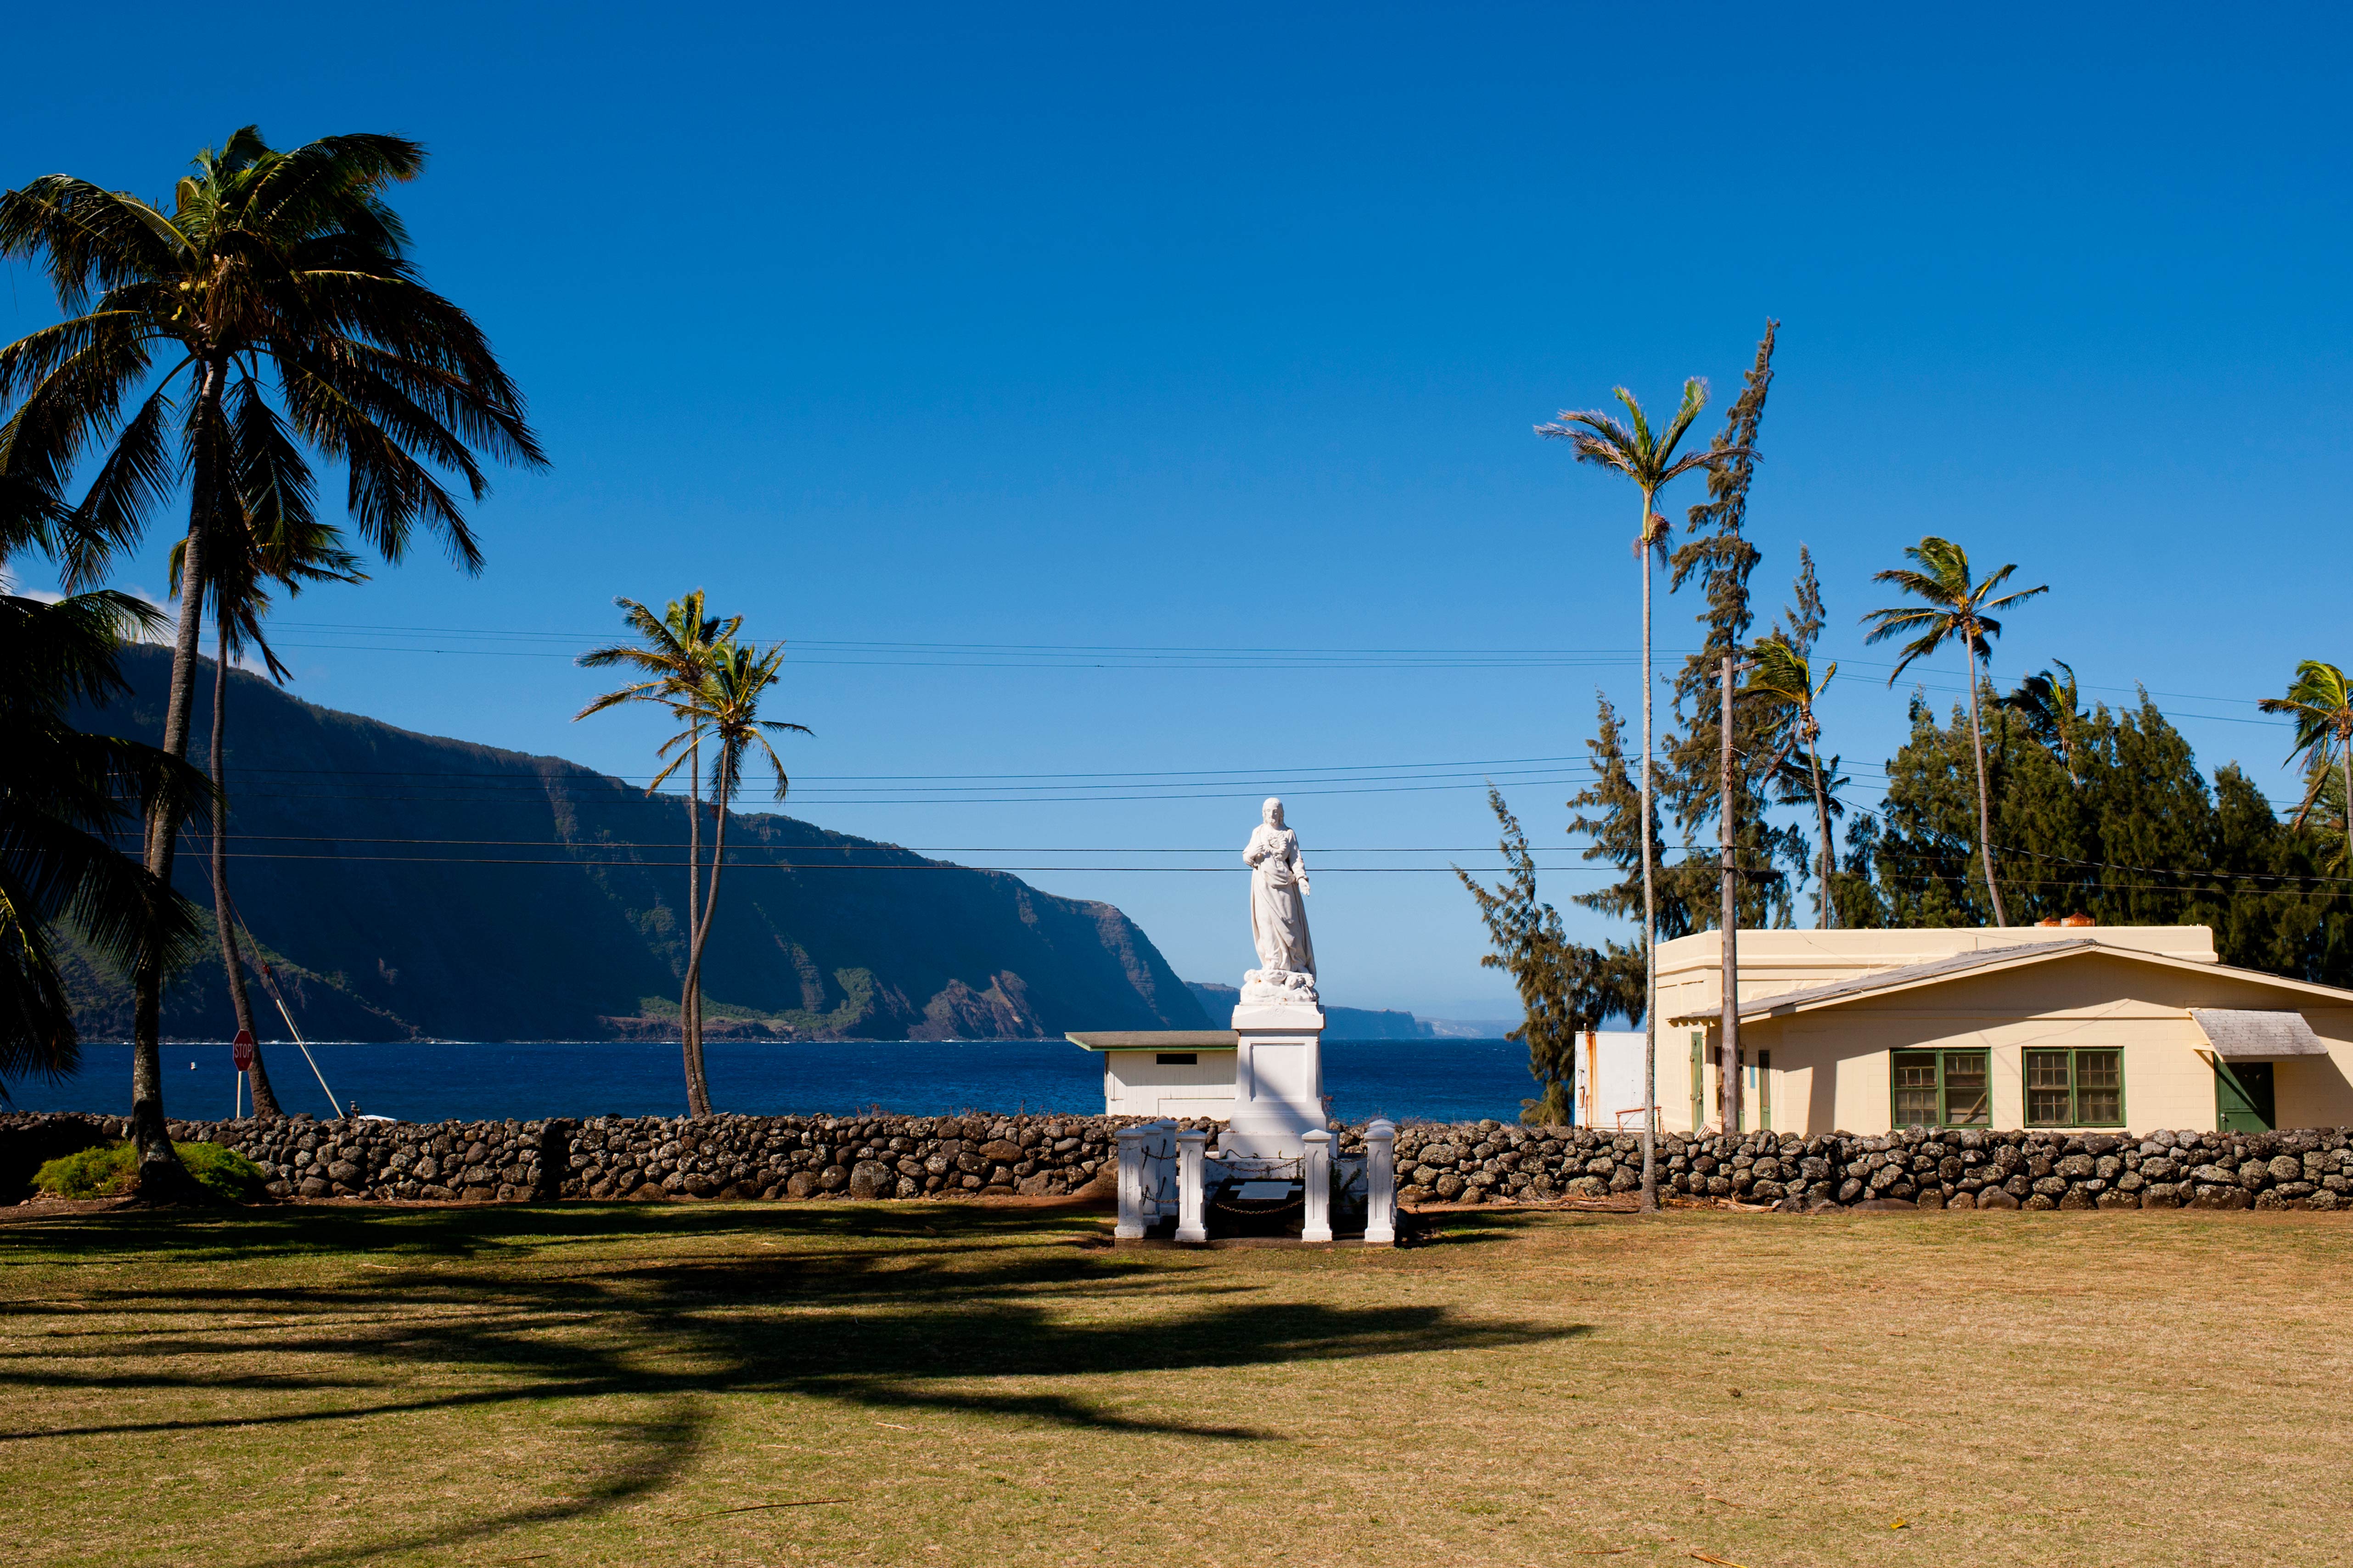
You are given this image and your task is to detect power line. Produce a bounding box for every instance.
[251,620,2298,722]
[203,834,1620,851]
[143,834,2353,900]
[183,751,1596,783]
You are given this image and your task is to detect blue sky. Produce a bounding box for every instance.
[5,4,2348,1018]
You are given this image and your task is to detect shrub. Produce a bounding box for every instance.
[179,1141,270,1200]
[31,1143,134,1199]
[32,1141,270,1202]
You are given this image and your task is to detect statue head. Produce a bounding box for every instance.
[1262,797,1286,829]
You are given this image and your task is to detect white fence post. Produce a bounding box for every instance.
[1175,1127,1208,1243]
[1115,1125,1149,1239]
[1301,1128,1333,1243]
[1365,1118,1397,1246]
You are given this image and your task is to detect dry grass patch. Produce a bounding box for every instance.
[0,1199,2346,1567]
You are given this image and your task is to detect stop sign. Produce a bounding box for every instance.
[232,1030,255,1070]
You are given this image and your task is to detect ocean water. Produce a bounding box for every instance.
[9,1037,1536,1127]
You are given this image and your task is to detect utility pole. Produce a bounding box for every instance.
[1719,653,1743,1136]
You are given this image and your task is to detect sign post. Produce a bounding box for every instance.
[232,1031,255,1119]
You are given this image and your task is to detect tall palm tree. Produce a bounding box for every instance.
[1861,537,2047,927]
[646,640,810,1116]
[1745,634,1841,928]
[171,489,364,1118]
[576,592,742,1115]
[1,589,206,1093]
[1538,380,1729,1212]
[2258,660,2353,874]
[0,127,543,1172]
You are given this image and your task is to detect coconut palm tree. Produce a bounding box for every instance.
[2000,661,2089,772]
[1537,380,1730,1213]
[170,486,364,1118]
[1861,537,2047,927]
[2258,661,2353,874]
[645,639,810,1116]
[1745,634,1841,928]
[1,589,206,1093]
[576,592,743,1114]
[0,126,543,1172]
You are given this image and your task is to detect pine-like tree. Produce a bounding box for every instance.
[1458,789,1643,1125]
[1661,322,1803,933]
[1852,690,2353,981]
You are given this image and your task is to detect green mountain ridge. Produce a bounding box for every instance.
[67,647,1213,1043]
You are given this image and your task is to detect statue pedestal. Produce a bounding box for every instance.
[1222,1002,1327,1160]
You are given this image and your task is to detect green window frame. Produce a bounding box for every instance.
[1690,1032,1706,1132]
[1890,1049,1991,1129]
[2024,1048,2125,1127]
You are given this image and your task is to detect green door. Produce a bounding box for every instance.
[2213,1060,2275,1132]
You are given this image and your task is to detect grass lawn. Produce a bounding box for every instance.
[2,1198,2347,1568]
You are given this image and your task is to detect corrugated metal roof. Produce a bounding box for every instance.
[2189,1008,2330,1058]
[1065,1030,1239,1053]
[1670,940,2098,1024]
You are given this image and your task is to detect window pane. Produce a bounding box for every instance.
[2025,1051,2071,1126]
[1891,1053,1937,1128]
[1943,1052,1990,1126]
[2076,1051,2122,1124]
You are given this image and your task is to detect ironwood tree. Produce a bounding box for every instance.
[1661,322,1801,931]
[1457,789,1643,1126]
[1840,691,2353,983]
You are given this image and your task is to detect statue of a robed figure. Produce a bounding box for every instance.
[1242,797,1318,1006]
[1225,797,1325,1159]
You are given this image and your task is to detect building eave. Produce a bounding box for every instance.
[1066,1030,1240,1053]
[1666,939,2353,1026]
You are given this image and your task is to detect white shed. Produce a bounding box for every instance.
[1067,1030,1238,1119]
[1580,1030,1653,1129]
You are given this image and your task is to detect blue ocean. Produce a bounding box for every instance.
[11,1037,1533,1126]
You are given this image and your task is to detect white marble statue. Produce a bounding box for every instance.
[1243,797,1317,1002]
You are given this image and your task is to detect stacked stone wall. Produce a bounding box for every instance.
[6,1112,2349,1211]
[0,1111,1162,1203]
[1388,1120,2353,1211]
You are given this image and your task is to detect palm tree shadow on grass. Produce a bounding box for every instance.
[2,1204,1590,1568]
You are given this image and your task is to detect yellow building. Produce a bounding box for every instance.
[1656,926,2353,1137]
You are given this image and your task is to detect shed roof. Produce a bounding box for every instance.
[1668,937,2353,1025]
[2190,1008,2331,1058]
[1065,1030,1239,1053]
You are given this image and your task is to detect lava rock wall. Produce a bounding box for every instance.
[6,1112,2348,1212]
[1388,1120,2353,1210]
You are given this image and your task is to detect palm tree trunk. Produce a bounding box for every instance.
[1637,490,1657,1214]
[680,767,725,1117]
[208,621,280,1117]
[2325,733,2343,879]
[680,731,702,1100]
[131,358,227,1190]
[1963,631,2008,926]
[1808,733,1838,930]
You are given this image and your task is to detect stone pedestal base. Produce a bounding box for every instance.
[1222,1002,1326,1160]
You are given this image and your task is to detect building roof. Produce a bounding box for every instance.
[1668,937,2353,1025]
[2190,1008,2331,1058]
[1065,1030,1239,1053]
